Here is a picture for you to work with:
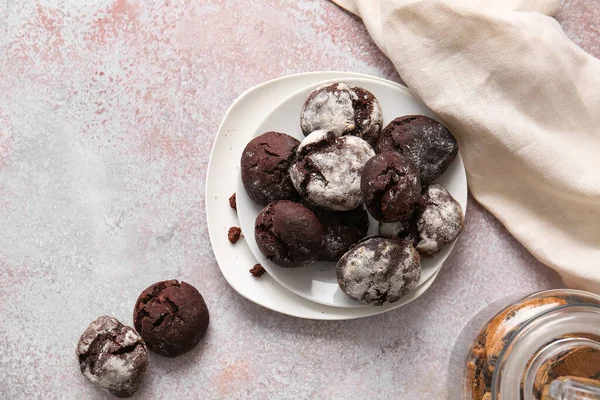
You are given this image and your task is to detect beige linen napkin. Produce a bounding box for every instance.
[331,0,600,292]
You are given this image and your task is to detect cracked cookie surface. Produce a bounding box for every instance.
[300,82,383,145]
[290,130,375,211]
[241,131,300,206]
[336,236,421,305]
[361,151,421,223]
[76,316,149,398]
[133,280,209,357]
[415,184,464,257]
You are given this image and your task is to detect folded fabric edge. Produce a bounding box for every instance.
[467,183,600,293]
[518,0,562,16]
[330,0,359,16]
[329,0,561,18]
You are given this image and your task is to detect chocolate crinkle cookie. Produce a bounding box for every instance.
[76,316,149,398]
[241,131,301,206]
[300,82,383,145]
[133,280,210,358]
[336,237,421,305]
[290,130,375,211]
[255,200,324,267]
[361,151,421,223]
[376,115,458,183]
[415,184,464,257]
[304,202,370,262]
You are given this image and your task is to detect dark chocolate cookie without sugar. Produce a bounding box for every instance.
[361,151,421,223]
[376,115,458,183]
[133,280,209,357]
[254,200,324,267]
[303,202,370,262]
[241,131,300,206]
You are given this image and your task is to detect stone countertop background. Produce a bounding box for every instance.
[0,1,596,399]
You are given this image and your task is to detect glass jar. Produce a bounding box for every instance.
[458,289,600,400]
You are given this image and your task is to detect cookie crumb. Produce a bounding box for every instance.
[249,264,266,277]
[229,193,237,210]
[228,227,242,244]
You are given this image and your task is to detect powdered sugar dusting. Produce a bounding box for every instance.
[296,129,331,153]
[416,184,464,256]
[300,82,356,135]
[300,82,383,144]
[291,135,375,211]
[122,329,140,347]
[379,221,408,236]
[340,246,378,299]
[336,238,421,305]
[76,315,119,355]
[386,246,420,301]
[76,316,149,397]
[368,96,383,133]
[84,355,136,393]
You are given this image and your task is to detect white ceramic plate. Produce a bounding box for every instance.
[236,77,467,308]
[206,72,465,319]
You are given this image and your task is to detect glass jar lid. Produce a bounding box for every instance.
[492,290,600,400]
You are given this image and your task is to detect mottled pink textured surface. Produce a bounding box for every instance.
[0,1,597,399]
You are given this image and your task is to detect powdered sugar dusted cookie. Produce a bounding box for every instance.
[290,130,375,211]
[300,82,383,145]
[416,184,464,257]
[336,237,421,305]
[76,316,149,398]
[376,115,458,183]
